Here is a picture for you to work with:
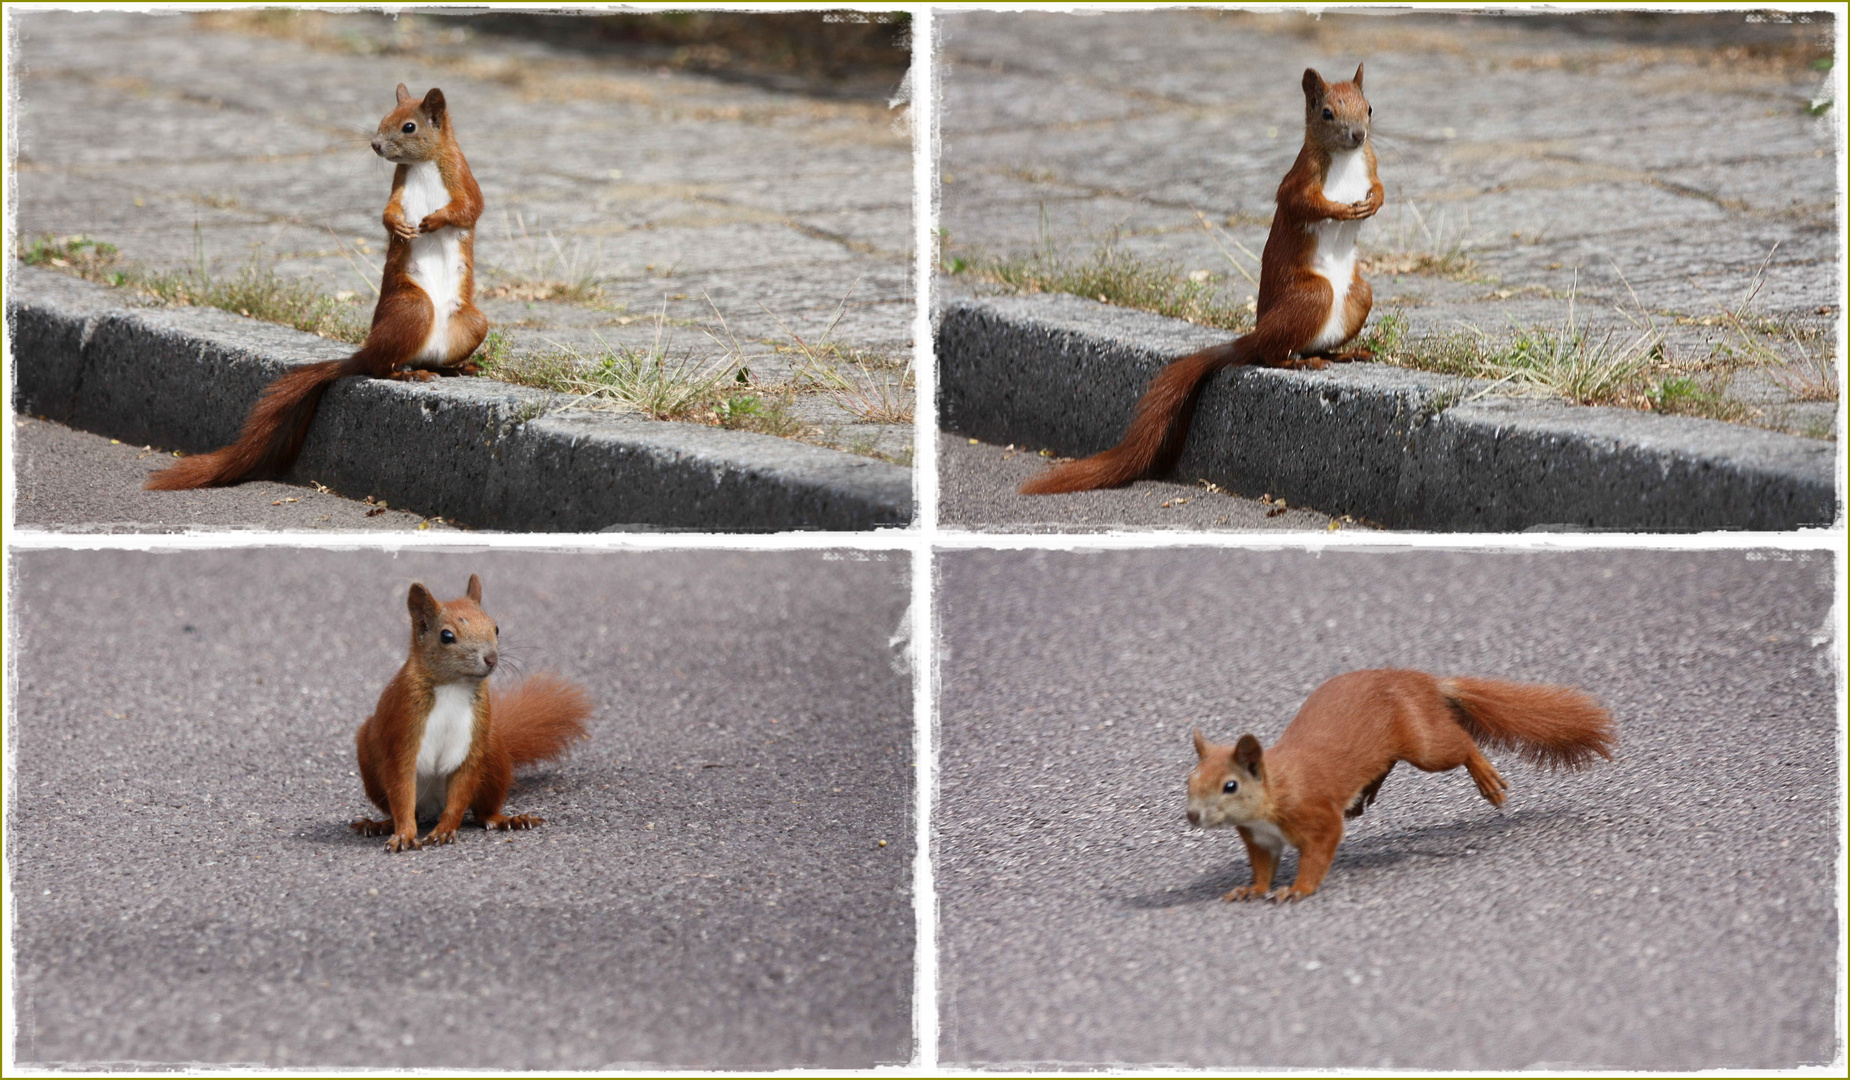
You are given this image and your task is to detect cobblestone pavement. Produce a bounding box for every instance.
[938,10,1839,440]
[13,10,915,462]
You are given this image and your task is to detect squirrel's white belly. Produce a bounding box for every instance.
[400,161,467,362]
[415,682,477,818]
[1305,148,1371,353]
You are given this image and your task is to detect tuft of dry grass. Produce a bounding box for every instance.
[20,232,369,344]
[1361,202,1482,280]
[481,213,605,303]
[952,221,1255,333]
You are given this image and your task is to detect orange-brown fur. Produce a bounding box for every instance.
[350,574,591,852]
[1021,65,1384,495]
[1186,669,1614,902]
[146,85,487,490]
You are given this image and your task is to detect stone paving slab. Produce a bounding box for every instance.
[937,9,1841,449]
[12,9,915,469]
[938,291,1836,532]
[10,267,912,532]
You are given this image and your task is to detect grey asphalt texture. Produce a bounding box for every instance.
[8,549,914,1070]
[935,548,1837,1070]
[11,414,455,532]
[938,435,1357,532]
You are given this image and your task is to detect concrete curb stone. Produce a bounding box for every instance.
[9,266,914,531]
[936,290,1838,531]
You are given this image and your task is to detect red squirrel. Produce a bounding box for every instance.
[1186,669,1615,902]
[1021,65,1384,495]
[350,574,591,852]
[147,84,487,490]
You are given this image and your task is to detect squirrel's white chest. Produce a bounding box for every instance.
[400,161,467,361]
[414,682,478,818]
[1240,819,1291,855]
[1305,148,1371,352]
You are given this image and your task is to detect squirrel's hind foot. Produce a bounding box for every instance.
[1221,885,1268,902]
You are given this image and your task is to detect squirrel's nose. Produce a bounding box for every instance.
[1186,809,1201,826]
[371,139,385,155]
[484,651,498,670]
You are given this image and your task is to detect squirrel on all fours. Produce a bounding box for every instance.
[1187,669,1616,902]
[350,574,593,852]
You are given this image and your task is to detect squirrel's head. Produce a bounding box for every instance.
[1302,64,1370,153]
[372,84,450,164]
[406,573,499,684]
[1186,730,1269,829]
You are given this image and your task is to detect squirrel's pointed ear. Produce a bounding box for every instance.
[1352,63,1364,90]
[396,83,412,104]
[407,583,439,634]
[1302,68,1327,101]
[1234,734,1265,778]
[465,574,483,604]
[421,87,447,128]
[1192,728,1210,760]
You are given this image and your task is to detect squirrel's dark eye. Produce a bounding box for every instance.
[1322,107,1334,120]
[1222,779,1239,794]
[1368,105,1373,116]
[439,629,456,644]
[401,122,416,134]
[494,625,500,636]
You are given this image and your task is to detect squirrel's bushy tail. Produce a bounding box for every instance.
[143,327,411,490]
[1019,308,1317,495]
[492,671,592,768]
[1018,342,1245,495]
[1439,676,1616,769]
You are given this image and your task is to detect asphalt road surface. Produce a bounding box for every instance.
[935,548,1837,1070]
[9,549,914,1069]
[938,436,1358,533]
[11,415,456,532]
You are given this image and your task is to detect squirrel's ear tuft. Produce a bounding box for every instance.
[465,573,483,604]
[395,83,412,105]
[421,88,447,128]
[1302,68,1327,101]
[1192,728,1210,760]
[1352,63,1364,91]
[1233,734,1265,777]
[407,583,439,633]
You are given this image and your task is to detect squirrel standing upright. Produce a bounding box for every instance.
[351,574,591,852]
[1021,65,1384,495]
[147,84,487,490]
[1186,669,1615,902]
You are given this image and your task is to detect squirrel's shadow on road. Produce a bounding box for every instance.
[295,766,584,848]
[1119,806,1569,909]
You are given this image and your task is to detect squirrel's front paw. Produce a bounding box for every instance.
[417,215,445,234]
[423,826,457,847]
[1221,885,1266,902]
[1268,886,1312,903]
[383,832,422,853]
[487,813,544,831]
[387,220,418,241]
